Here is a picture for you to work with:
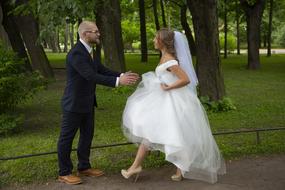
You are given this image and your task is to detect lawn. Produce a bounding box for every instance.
[0,53,284,187]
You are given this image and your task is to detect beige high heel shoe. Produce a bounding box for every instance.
[171,174,183,181]
[121,166,142,182]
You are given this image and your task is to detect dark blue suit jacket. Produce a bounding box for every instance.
[61,41,121,113]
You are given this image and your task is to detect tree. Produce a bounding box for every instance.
[0,0,31,71]
[3,0,66,77]
[0,6,10,47]
[236,0,241,55]
[16,12,54,78]
[160,0,167,27]
[166,1,196,55]
[69,22,75,48]
[267,0,273,56]
[240,0,266,69]
[95,0,126,72]
[139,0,148,62]
[180,4,196,55]
[224,0,228,58]
[152,0,160,30]
[63,20,69,52]
[24,0,94,53]
[187,0,225,101]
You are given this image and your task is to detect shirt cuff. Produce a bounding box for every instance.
[115,73,124,87]
[116,77,120,87]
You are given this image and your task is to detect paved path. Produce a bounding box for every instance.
[2,154,285,190]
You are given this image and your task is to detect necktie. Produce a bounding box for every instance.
[90,51,93,60]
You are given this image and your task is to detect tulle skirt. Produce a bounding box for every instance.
[122,72,226,183]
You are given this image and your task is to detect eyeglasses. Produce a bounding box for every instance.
[85,30,100,34]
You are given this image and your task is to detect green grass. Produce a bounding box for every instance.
[47,53,66,68]
[0,53,285,187]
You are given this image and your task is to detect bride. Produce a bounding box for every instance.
[121,28,226,183]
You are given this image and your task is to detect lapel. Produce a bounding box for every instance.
[77,41,97,70]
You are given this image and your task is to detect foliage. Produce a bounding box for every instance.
[0,45,47,111]
[0,42,47,133]
[277,26,285,47]
[0,114,24,136]
[271,0,285,47]
[146,23,157,50]
[121,20,140,51]
[219,33,237,52]
[200,96,237,112]
[11,0,95,45]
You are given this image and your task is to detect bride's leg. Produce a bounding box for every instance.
[171,167,183,181]
[121,144,148,181]
[176,167,182,176]
[129,144,149,170]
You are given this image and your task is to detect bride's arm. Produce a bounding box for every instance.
[161,65,190,91]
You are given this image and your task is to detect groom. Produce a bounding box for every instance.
[57,21,139,185]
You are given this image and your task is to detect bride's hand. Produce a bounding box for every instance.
[161,83,171,91]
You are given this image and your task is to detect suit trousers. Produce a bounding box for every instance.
[57,109,94,176]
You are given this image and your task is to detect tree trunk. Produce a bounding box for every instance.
[153,0,160,31]
[0,5,10,48]
[42,39,48,49]
[236,0,240,55]
[224,0,228,58]
[1,0,31,71]
[139,0,148,62]
[15,0,54,78]
[47,37,56,52]
[95,0,126,72]
[263,33,267,48]
[240,0,266,70]
[56,27,61,53]
[0,25,10,48]
[16,15,54,77]
[69,23,74,48]
[47,30,59,53]
[267,0,273,57]
[77,18,82,42]
[180,5,196,56]
[160,0,167,27]
[187,0,225,101]
[64,20,69,52]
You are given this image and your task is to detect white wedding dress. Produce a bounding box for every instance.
[122,60,226,183]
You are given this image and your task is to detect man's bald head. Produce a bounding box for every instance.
[78,21,100,45]
[78,21,97,38]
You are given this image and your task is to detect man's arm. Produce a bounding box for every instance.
[95,57,121,77]
[70,52,117,87]
[95,57,140,86]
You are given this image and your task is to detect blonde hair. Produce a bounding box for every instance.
[156,28,177,59]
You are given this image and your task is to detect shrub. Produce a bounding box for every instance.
[0,41,47,133]
[200,96,236,112]
[0,113,24,136]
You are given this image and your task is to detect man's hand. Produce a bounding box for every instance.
[119,71,140,86]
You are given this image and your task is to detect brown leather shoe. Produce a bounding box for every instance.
[78,168,105,177]
[58,174,82,185]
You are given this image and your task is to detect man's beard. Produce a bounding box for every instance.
[91,38,100,45]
